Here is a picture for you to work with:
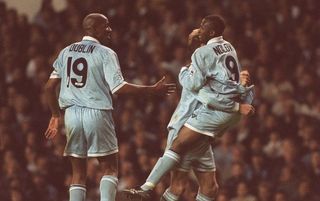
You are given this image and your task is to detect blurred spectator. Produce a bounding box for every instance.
[247,153,269,187]
[214,132,236,183]
[273,190,289,201]
[276,165,299,200]
[256,181,272,201]
[263,131,282,159]
[224,161,250,197]
[230,181,257,201]
[216,191,230,201]
[294,179,320,201]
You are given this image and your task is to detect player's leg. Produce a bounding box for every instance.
[170,126,206,154]
[84,108,119,201]
[118,153,191,201]
[97,153,118,201]
[117,127,201,200]
[161,170,189,201]
[119,106,215,200]
[161,134,214,201]
[192,138,218,201]
[141,126,204,191]
[69,157,87,201]
[194,170,219,201]
[183,106,238,200]
[64,106,88,201]
[119,104,231,200]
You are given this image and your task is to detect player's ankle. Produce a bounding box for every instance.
[141,182,155,191]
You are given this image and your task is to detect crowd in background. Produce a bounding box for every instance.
[0,0,320,201]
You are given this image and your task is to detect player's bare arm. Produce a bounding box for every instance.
[240,70,250,86]
[239,70,255,115]
[44,78,61,139]
[115,76,176,96]
[188,28,203,52]
[239,104,255,115]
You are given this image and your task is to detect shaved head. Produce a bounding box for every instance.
[83,13,107,33]
[82,13,112,45]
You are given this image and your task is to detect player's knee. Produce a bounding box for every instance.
[199,180,219,197]
[170,138,186,154]
[72,173,87,184]
[169,184,185,196]
[102,166,118,177]
[212,182,219,195]
[98,158,118,176]
[162,187,182,201]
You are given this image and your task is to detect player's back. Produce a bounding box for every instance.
[53,38,123,110]
[195,37,254,136]
[192,37,243,103]
[202,37,241,91]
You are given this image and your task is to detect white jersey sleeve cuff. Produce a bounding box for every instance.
[111,81,127,94]
[180,66,188,72]
[50,70,61,79]
[232,102,240,112]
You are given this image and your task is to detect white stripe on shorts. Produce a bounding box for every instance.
[184,123,215,137]
[63,153,87,158]
[88,149,118,157]
[64,149,118,158]
[195,167,216,172]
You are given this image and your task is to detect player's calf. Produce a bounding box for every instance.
[196,191,215,201]
[161,188,180,201]
[198,181,219,198]
[195,171,219,200]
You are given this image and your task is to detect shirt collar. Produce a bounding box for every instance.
[82,36,101,44]
[207,36,223,45]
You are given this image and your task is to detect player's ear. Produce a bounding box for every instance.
[94,29,102,38]
[210,30,215,38]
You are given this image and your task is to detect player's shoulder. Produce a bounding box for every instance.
[222,39,236,49]
[193,44,213,57]
[198,44,212,51]
[60,41,80,53]
[94,43,115,54]
[56,44,73,58]
[95,44,117,57]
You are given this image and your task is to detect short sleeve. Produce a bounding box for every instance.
[52,50,64,75]
[49,70,61,79]
[179,48,211,92]
[103,51,126,93]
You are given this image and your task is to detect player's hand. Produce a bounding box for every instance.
[240,70,250,86]
[188,29,200,45]
[239,104,255,116]
[153,76,176,95]
[188,29,203,51]
[45,116,60,139]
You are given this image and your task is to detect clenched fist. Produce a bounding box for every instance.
[239,104,255,116]
[240,70,251,86]
[188,29,203,52]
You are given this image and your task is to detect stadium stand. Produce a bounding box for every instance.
[0,0,319,200]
